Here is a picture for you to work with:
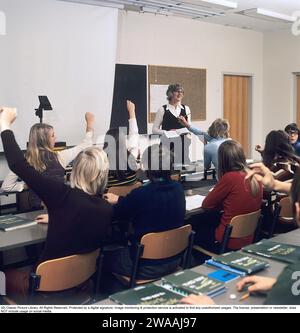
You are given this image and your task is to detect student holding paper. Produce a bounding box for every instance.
[182,163,300,305]
[152,84,191,164]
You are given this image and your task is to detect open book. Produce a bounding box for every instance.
[0,215,37,232]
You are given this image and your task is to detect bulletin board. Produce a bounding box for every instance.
[148,65,206,123]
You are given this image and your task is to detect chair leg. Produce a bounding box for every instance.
[130,244,143,288]
[254,215,263,243]
[184,231,195,269]
[269,204,281,238]
[28,273,40,305]
[219,225,232,254]
[93,252,104,300]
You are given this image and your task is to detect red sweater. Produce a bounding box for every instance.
[202,171,263,250]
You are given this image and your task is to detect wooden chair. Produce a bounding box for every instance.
[107,182,142,197]
[113,224,195,288]
[269,196,297,237]
[28,248,103,304]
[194,209,262,257]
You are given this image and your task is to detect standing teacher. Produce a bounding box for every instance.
[152,84,191,164]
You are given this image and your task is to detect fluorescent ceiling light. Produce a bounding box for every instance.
[142,6,173,16]
[191,0,237,10]
[58,0,236,18]
[57,0,124,9]
[238,8,296,23]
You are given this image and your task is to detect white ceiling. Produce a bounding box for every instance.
[201,0,300,31]
[59,0,300,32]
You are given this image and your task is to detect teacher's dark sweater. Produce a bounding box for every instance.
[1,130,113,264]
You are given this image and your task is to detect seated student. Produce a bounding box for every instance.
[1,113,94,209]
[255,130,300,182]
[103,100,139,188]
[103,144,186,280]
[193,140,263,250]
[178,117,230,173]
[181,162,300,305]
[0,107,113,302]
[285,123,300,156]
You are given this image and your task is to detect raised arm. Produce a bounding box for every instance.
[58,112,94,167]
[0,107,66,209]
[127,100,139,159]
[246,162,291,194]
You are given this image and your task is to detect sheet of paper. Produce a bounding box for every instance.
[185,195,206,211]
[175,127,189,135]
[163,130,179,139]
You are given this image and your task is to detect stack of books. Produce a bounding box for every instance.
[161,269,226,298]
[109,269,227,305]
[205,251,270,276]
[242,240,300,264]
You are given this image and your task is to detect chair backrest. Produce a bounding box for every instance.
[278,196,294,219]
[34,248,100,292]
[125,224,194,288]
[140,224,192,260]
[107,182,142,197]
[229,209,261,238]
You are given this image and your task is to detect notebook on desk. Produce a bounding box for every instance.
[185,195,205,211]
[0,215,37,231]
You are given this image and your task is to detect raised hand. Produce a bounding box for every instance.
[0,107,17,128]
[85,112,95,132]
[127,100,136,119]
[255,144,263,153]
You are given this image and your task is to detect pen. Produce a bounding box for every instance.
[239,292,250,301]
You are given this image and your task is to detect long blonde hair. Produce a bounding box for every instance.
[25,123,57,172]
[70,147,109,195]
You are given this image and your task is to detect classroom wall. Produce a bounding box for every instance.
[263,30,300,139]
[116,11,264,160]
[0,0,118,151]
[0,0,118,179]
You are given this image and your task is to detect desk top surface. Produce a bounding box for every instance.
[96,229,300,306]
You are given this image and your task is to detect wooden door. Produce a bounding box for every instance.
[223,75,251,157]
[296,75,300,126]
